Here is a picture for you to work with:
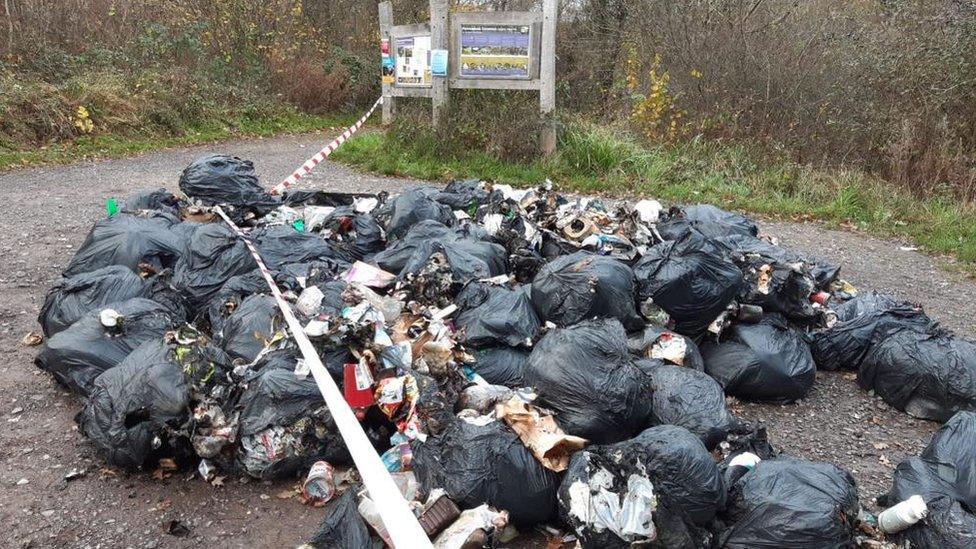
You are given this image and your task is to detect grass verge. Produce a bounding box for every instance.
[0,111,357,171]
[333,125,976,270]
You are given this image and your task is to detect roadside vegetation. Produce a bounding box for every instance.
[2,1,974,267]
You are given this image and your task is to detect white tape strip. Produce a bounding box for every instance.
[213,206,432,549]
[271,96,384,195]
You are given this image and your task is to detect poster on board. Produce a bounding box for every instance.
[395,35,432,87]
[459,25,531,79]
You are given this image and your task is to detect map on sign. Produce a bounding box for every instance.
[395,35,432,87]
[459,25,531,79]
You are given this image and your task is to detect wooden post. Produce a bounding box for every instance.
[430,0,449,130]
[378,1,395,125]
[539,0,557,155]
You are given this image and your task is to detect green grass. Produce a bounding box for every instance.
[0,111,357,171]
[333,124,976,270]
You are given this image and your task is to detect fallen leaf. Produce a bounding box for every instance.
[21,332,43,346]
[158,458,178,471]
[879,455,891,467]
[276,488,298,499]
[842,373,857,381]
[211,476,226,487]
[873,442,889,450]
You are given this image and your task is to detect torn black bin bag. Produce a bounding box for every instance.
[411,419,559,526]
[63,213,186,277]
[882,411,976,548]
[715,234,840,290]
[468,346,530,387]
[524,318,653,443]
[530,252,644,332]
[35,297,178,395]
[121,188,181,215]
[735,260,819,324]
[77,340,191,471]
[178,154,279,215]
[558,425,725,549]
[306,489,371,549]
[657,204,759,241]
[719,457,859,549]
[634,232,744,338]
[858,328,976,422]
[215,294,281,363]
[397,232,508,284]
[455,282,540,347]
[380,186,455,239]
[316,207,385,262]
[202,270,268,334]
[275,259,349,292]
[172,223,258,314]
[38,265,152,337]
[235,349,349,478]
[636,360,737,450]
[252,225,345,270]
[701,315,816,403]
[811,303,939,371]
[627,325,705,371]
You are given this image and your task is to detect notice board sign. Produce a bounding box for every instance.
[459,25,532,79]
[395,35,432,87]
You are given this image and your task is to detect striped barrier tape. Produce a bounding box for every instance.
[213,205,433,549]
[270,96,384,195]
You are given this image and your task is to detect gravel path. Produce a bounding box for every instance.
[1,132,974,548]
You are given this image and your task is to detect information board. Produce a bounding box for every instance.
[395,35,432,87]
[459,24,532,79]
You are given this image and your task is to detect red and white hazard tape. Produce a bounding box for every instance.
[270,96,384,195]
[213,206,432,549]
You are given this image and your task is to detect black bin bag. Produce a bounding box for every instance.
[634,232,743,337]
[558,425,725,549]
[530,252,644,332]
[35,297,178,395]
[702,315,816,403]
[172,223,258,314]
[523,318,653,444]
[215,294,281,363]
[883,411,976,548]
[63,213,186,277]
[316,206,385,262]
[234,349,348,479]
[468,346,530,387]
[252,225,344,269]
[636,360,737,450]
[719,457,859,548]
[811,301,938,372]
[306,489,371,549]
[410,419,559,526]
[833,290,911,322]
[38,265,151,337]
[77,340,191,471]
[178,154,279,214]
[858,327,976,422]
[657,204,759,241]
[121,188,181,215]
[455,282,540,347]
[379,186,455,239]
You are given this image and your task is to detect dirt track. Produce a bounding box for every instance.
[2,132,975,548]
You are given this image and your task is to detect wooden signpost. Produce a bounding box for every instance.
[377,0,557,155]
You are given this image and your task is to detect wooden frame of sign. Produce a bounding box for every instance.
[377,0,556,155]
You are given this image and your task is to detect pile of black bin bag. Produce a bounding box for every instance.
[32,153,976,548]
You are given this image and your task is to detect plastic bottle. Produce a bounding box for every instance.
[877,495,927,534]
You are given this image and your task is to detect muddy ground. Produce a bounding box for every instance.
[1,132,974,548]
